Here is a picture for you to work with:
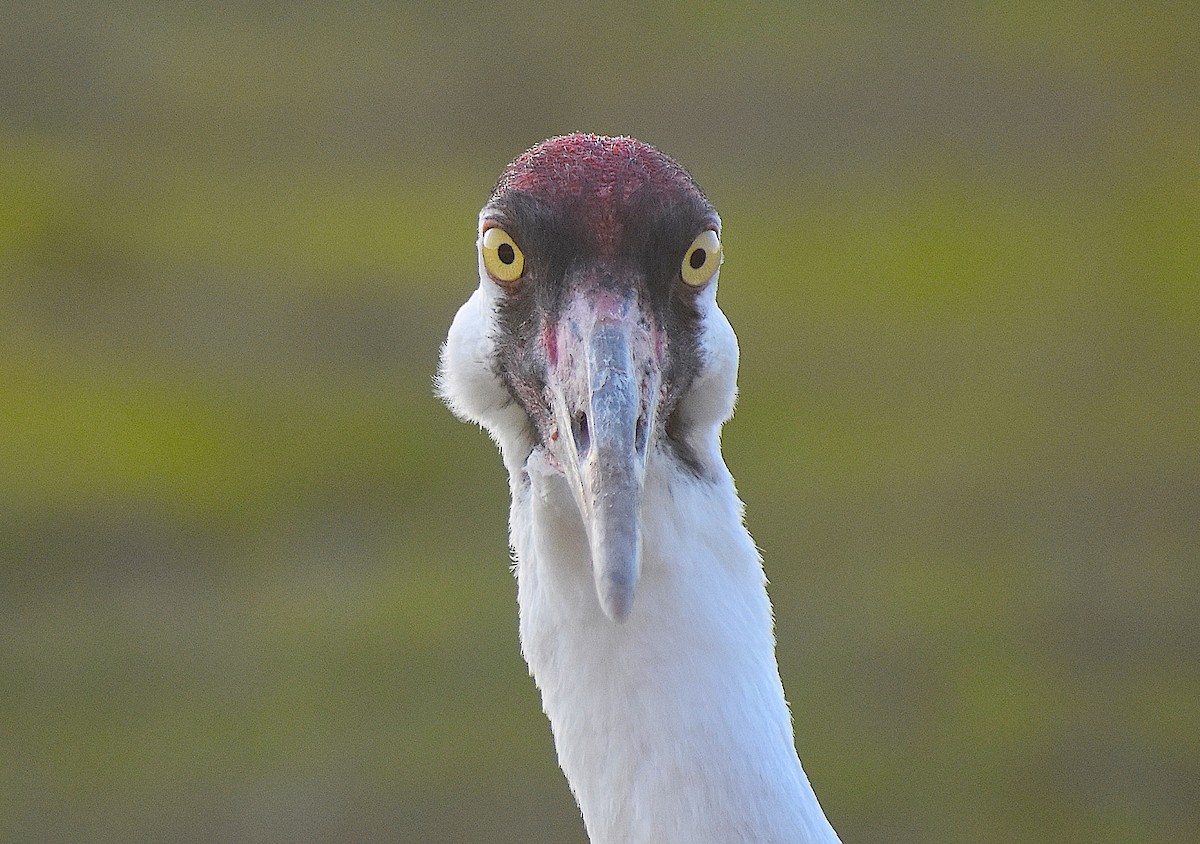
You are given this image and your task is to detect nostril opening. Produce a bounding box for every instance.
[573,411,590,455]
[635,413,648,453]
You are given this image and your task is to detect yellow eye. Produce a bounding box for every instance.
[481,227,525,283]
[681,230,721,287]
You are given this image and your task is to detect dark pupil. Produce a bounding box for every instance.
[689,248,707,270]
[497,242,515,265]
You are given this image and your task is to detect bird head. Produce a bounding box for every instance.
[440,134,738,622]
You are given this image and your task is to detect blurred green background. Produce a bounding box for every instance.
[2,2,1197,842]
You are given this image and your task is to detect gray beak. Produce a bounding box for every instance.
[546,284,660,622]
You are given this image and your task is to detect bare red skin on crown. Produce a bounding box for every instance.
[489,134,708,258]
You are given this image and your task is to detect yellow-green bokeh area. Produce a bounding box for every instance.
[1,2,1197,842]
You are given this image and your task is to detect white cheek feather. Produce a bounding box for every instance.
[669,275,741,470]
[438,280,533,477]
[437,216,522,428]
[438,287,502,426]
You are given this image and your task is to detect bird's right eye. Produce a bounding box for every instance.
[482,227,525,284]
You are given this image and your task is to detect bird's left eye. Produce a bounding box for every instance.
[681,230,721,287]
[482,227,525,283]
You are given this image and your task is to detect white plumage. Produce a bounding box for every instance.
[440,134,840,843]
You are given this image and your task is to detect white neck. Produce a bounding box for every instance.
[510,443,841,844]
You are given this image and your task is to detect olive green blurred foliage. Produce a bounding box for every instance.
[1,2,1197,842]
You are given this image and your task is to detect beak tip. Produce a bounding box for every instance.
[597,573,636,623]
